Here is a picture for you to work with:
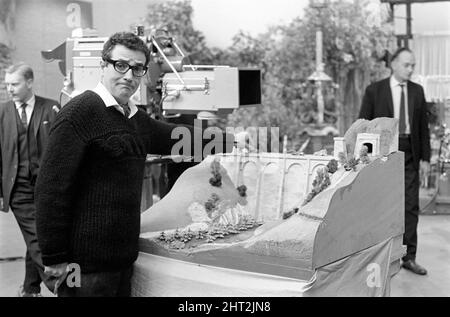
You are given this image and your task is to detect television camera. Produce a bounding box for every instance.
[41,26,261,206]
[41,26,261,120]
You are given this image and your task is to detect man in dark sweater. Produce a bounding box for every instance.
[35,32,233,296]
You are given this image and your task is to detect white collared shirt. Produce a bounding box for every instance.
[390,76,410,134]
[15,95,35,126]
[92,82,138,119]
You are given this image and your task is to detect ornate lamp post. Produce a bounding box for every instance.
[308,0,331,125]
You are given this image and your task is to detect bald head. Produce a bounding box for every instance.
[391,48,415,83]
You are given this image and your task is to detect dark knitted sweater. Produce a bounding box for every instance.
[35,91,199,273]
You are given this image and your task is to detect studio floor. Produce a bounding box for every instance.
[1,210,449,297]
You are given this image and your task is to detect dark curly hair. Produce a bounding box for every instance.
[102,32,150,66]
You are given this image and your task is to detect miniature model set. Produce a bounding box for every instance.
[136,118,405,296]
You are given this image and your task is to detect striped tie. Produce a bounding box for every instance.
[20,103,28,127]
[120,103,130,118]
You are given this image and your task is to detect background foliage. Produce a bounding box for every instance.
[145,0,396,150]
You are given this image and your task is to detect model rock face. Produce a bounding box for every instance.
[343,117,399,157]
[140,157,254,238]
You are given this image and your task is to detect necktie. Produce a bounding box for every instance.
[120,103,130,118]
[399,84,406,134]
[20,103,28,127]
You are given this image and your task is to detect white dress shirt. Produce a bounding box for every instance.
[15,95,35,126]
[92,82,138,119]
[390,76,410,134]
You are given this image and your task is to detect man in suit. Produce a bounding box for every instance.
[0,63,60,295]
[359,47,430,275]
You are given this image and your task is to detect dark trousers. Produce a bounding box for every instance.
[10,180,56,294]
[57,266,133,297]
[399,136,420,262]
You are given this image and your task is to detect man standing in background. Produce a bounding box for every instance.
[0,63,60,296]
[359,47,431,275]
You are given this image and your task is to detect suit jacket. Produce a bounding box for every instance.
[359,77,431,170]
[0,95,60,212]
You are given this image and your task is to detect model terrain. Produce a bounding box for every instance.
[139,118,404,280]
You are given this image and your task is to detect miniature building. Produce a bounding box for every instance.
[354,133,381,158]
[218,152,331,221]
[343,118,398,157]
[333,137,346,160]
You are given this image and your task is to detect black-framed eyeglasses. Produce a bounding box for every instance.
[104,58,148,77]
